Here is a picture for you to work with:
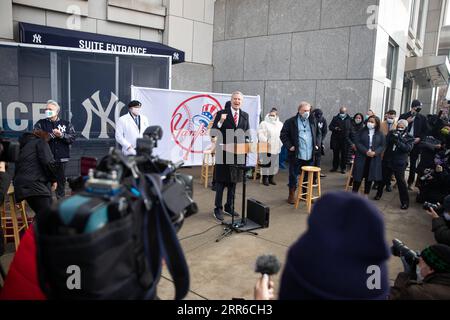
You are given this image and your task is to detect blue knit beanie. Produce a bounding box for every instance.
[279,192,390,300]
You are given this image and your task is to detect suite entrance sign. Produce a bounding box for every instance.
[19,22,184,63]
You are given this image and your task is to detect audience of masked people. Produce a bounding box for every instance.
[377,110,398,193]
[351,116,386,196]
[254,191,390,300]
[374,119,414,209]
[13,129,58,221]
[34,100,76,200]
[425,195,450,246]
[312,108,328,178]
[257,108,284,186]
[399,99,429,190]
[390,244,450,300]
[329,107,352,174]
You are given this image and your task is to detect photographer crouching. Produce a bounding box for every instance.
[424,195,450,246]
[390,240,450,299]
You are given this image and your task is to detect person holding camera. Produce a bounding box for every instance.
[390,244,450,300]
[374,119,414,209]
[425,195,450,246]
[399,100,429,190]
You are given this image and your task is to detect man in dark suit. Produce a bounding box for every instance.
[211,92,250,221]
[329,106,352,174]
[399,99,429,190]
[280,102,321,204]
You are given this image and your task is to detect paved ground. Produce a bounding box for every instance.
[0,165,436,299]
[157,166,435,300]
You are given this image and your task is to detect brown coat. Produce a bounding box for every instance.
[380,120,397,136]
[390,272,450,300]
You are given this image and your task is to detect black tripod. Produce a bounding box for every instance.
[216,157,260,242]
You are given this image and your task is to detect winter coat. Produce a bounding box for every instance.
[399,111,429,140]
[211,108,250,183]
[329,114,352,150]
[352,128,386,182]
[34,118,76,161]
[390,272,450,300]
[280,114,321,161]
[383,131,414,170]
[0,227,46,300]
[13,133,58,202]
[257,114,283,154]
[432,217,450,246]
[380,120,397,136]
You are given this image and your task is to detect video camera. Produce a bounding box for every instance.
[391,239,420,267]
[0,127,20,162]
[36,126,197,300]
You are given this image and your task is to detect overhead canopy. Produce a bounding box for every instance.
[19,22,184,63]
[405,55,450,87]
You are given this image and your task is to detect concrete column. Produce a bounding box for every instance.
[0,0,13,40]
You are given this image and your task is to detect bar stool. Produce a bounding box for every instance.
[253,155,261,181]
[294,166,321,213]
[200,149,215,188]
[0,185,29,250]
[345,162,354,191]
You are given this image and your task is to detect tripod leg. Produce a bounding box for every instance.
[215,226,233,242]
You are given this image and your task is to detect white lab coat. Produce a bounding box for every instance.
[115,112,149,155]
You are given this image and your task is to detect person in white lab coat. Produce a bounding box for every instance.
[115,100,150,155]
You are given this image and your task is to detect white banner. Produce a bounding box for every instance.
[131,87,261,166]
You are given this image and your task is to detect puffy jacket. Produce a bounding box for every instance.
[34,118,76,161]
[0,227,46,300]
[13,133,57,202]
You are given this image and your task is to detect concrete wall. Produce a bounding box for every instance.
[163,0,214,92]
[213,0,380,122]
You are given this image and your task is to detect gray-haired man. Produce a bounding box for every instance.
[34,100,76,199]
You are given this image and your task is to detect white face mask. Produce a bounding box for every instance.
[130,107,140,116]
[387,118,394,124]
[367,122,375,130]
[301,112,310,120]
[355,118,362,124]
[45,109,56,118]
[268,115,276,120]
[416,265,424,282]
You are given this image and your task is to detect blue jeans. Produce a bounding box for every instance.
[288,157,313,189]
[279,146,288,169]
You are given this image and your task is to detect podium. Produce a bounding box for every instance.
[215,142,269,242]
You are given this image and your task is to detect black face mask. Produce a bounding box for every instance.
[415,107,422,113]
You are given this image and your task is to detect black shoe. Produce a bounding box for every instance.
[213,209,224,222]
[401,204,409,210]
[224,209,239,217]
[320,173,327,178]
[340,170,346,174]
[330,168,338,172]
[374,195,381,201]
[268,175,276,185]
[385,185,392,192]
[262,176,269,186]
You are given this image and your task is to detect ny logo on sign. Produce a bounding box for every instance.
[81,90,125,139]
[173,52,180,61]
[32,33,42,44]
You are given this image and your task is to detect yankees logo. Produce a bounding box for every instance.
[57,124,67,133]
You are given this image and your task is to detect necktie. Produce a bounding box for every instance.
[135,115,139,128]
[234,112,238,126]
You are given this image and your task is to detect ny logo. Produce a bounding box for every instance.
[57,124,67,133]
[32,33,42,44]
[81,90,125,139]
[173,52,180,61]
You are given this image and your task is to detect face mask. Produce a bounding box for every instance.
[387,118,394,124]
[397,127,405,132]
[416,265,424,282]
[130,107,140,116]
[367,123,375,130]
[268,115,276,121]
[355,119,362,124]
[364,115,369,120]
[339,113,346,118]
[301,112,310,120]
[45,109,56,118]
[415,107,422,113]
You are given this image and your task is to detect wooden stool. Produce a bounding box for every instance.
[0,185,29,251]
[200,150,215,188]
[294,166,321,213]
[345,162,354,191]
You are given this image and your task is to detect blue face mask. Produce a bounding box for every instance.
[339,113,346,118]
[301,112,310,120]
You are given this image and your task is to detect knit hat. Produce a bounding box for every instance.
[421,244,450,273]
[279,191,390,300]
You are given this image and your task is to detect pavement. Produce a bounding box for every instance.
[0,165,436,300]
[156,166,436,300]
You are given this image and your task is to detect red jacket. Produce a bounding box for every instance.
[0,227,46,300]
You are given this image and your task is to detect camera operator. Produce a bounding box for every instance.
[390,244,450,300]
[374,119,414,209]
[425,195,450,246]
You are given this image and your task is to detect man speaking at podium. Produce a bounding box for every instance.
[211,91,250,222]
